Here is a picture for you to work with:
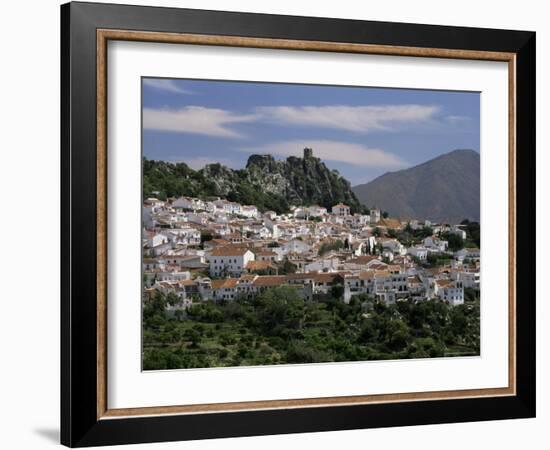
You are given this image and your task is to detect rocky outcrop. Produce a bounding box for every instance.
[143,148,363,214]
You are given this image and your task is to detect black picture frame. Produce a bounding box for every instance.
[61,1,536,447]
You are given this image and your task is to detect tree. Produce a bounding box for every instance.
[461,220,480,247]
[200,231,213,244]
[279,259,297,275]
[286,340,329,363]
[186,327,202,348]
[318,239,344,256]
[384,319,411,351]
[330,284,344,300]
[382,211,389,219]
[142,280,480,370]
[441,232,464,252]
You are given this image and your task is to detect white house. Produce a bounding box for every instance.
[370,209,381,223]
[214,199,242,215]
[173,196,204,211]
[434,279,464,306]
[240,205,259,218]
[281,238,311,255]
[381,249,394,262]
[407,246,429,261]
[142,205,156,228]
[293,207,308,219]
[145,232,168,249]
[450,225,467,240]
[380,238,406,255]
[162,227,201,246]
[304,257,340,273]
[209,247,255,277]
[308,205,328,217]
[350,214,370,228]
[331,203,351,217]
[450,270,480,289]
[423,236,449,252]
[343,271,375,303]
[254,250,278,262]
[454,247,481,261]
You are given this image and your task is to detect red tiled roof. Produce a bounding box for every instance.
[211,278,239,289]
[246,261,276,271]
[252,276,287,287]
[211,246,251,257]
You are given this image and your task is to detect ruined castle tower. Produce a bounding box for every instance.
[303,147,313,159]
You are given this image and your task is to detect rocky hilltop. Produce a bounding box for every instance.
[353,149,480,223]
[143,148,363,214]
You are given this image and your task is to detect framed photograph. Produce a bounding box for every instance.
[61,1,536,447]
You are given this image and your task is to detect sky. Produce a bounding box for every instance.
[142,78,480,186]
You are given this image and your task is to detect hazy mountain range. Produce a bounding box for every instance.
[352,149,480,223]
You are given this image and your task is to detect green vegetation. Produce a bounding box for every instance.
[460,219,481,248]
[388,225,433,247]
[318,239,345,256]
[143,288,480,370]
[143,154,364,214]
[278,259,298,275]
[425,253,452,267]
[440,232,464,252]
[143,158,291,213]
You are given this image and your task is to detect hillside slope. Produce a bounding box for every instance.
[143,148,363,214]
[352,149,480,223]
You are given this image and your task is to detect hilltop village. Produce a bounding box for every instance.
[142,192,480,313]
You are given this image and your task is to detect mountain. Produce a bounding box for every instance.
[352,149,480,223]
[143,148,363,214]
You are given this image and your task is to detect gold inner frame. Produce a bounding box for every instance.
[96,29,517,420]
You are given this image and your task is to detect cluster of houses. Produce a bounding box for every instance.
[142,195,480,312]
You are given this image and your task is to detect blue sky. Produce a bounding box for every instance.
[142,78,480,185]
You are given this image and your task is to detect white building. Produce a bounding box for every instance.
[304,257,340,273]
[162,227,201,246]
[281,238,311,255]
[450,225,467,240]
[407,246,429,261]
[450,270,480,289]
[209,247,255,277]
[173,196,204,211]
[370,209,381,223]
[423,236,449,252]
[331,203,351,217]
[308,205,328,217]
[240,205,259,218]
[435,279,464,306]
[145,232,168,249]
[380,238,406,256]
[214,199,242,215]
[454,247,481,261]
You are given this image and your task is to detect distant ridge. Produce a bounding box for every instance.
[352,149,480,223]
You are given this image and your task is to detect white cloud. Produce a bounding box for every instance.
[256,104,439,133]
[143,79,193,94]
[445,114,472,125]
[143,106,258,138]
[240,140,407,168]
